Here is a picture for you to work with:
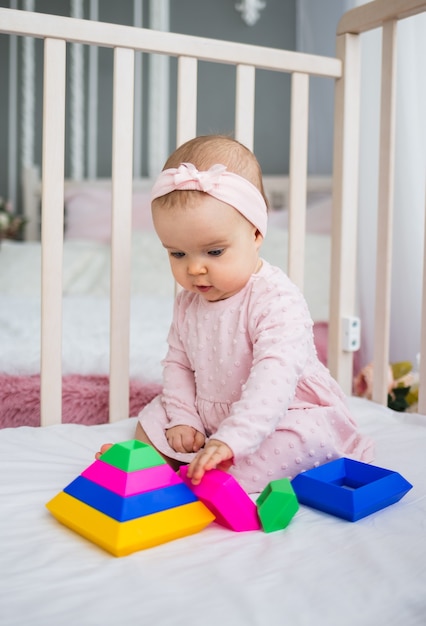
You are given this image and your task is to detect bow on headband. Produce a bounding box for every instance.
[150,162,268,237]
[173,163,227,192]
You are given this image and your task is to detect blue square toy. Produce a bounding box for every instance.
[291,458,412,521]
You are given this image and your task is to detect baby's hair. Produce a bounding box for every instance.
[154,134,268,210]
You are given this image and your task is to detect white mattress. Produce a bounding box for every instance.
[1,397,425,626]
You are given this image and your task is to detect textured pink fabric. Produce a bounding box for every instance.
[139,260,374,494]
[151,163,268,236]
[0,374,161,428]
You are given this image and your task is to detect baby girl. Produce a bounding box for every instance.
[97,134,373,493]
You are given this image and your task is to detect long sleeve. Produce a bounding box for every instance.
[211,273,315,460]
[160,299,206,435]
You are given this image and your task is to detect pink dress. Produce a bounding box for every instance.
[138,260,374,493]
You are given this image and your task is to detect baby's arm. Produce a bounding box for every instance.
[159,304,206,435]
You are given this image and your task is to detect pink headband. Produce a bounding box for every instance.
[150,162,268,236]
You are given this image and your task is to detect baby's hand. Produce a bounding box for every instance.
[186,439,234,485]
[166,425,205,453]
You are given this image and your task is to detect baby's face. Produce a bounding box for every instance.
[152,195,263,301]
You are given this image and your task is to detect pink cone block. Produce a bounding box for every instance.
[82,459,181,496]
[179,466,260,532]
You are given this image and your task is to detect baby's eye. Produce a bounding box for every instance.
[208,249,224,257]
[170,251,185,259]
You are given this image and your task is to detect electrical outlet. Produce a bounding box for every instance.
[342,316,361,352]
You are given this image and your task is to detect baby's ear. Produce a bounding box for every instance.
[254,229,264,248]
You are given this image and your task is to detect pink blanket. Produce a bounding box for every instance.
[0,374,161,428]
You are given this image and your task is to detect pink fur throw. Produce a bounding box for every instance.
[0,374,162,428]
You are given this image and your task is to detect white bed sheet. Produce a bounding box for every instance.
[0,397,425,626]
[0,227,330,379]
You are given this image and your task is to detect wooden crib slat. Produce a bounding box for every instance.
[328,33,361,395]
[109,47,135,423]
[176,56,198,147]
[372,20,398,406]
[235,65,255,151]
[40,38,66,427]
[287,72,309,291]
[148,51,170,178]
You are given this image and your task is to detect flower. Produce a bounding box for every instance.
[0,197,27,240]
[353,360,419,412]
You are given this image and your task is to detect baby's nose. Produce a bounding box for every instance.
[187,259,207,275]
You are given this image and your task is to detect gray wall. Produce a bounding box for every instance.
[0,0,346,211]
[169,0,296,175]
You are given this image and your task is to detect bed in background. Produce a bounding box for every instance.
[0,1,426,625]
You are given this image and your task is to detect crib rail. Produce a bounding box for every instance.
[0,8,341,77]
[0,7,341,426]
[337,0,426,35]
[330,0,426,410]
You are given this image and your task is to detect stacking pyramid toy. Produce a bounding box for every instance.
[46,440,215,556]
